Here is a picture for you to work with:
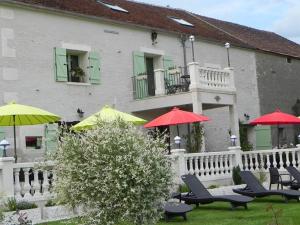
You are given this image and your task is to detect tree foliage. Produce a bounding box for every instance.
[52,119,174,225]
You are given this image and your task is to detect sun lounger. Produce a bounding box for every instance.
[286,166,300,190]
[178,174,253,209]
[233,171,300,202]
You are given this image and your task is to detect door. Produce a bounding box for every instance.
[255,126,272,150]
[145,57,155,96]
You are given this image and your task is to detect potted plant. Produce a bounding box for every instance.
[70,67,85,82]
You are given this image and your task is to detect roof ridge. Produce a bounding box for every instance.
[199,14,276,34]
[184,10,255,48]
[121,0,184,11]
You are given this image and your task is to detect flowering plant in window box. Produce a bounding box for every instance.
[70,67,85,82]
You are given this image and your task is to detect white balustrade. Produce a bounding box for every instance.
[241,148,300,171]
[183,151,236,180]
[198,67,234,90]
[12,162,55,200]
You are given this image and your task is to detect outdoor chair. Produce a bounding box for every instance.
[178,174,253,209]
[233,171,300,202]
[286,166,300,190]
[269,167,292,190]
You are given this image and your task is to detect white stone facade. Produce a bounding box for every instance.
[0,3,261,160]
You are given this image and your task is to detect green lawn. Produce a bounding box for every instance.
[40,197,300,225]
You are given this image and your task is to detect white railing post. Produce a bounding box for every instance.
[228,146,242,168]
[224,67,235,90]
[0,157,15,198]
[154,69,165,95]
[188,62,200,90]
[171,149,186,184]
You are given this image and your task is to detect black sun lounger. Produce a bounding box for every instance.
[233,171,300,202]
[286,166,300,190]
[179,174,253,209]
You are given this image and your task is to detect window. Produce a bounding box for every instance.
[169,17,194,27]
[25,136,42,149]
[54,48,101,84]
[97,1,129,13]
[66,51,86,83]
[287,57,292,63]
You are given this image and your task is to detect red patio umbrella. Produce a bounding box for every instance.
[250,109,300,148]
[144,107,210,135]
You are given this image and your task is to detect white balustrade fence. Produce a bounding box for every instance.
[170,146,300,185]
[1,146,300,199]
[241,148,300,172]
[13,162,55,200]
[184,151,236,181]
[0,158,55,200]
[198,67,233,89]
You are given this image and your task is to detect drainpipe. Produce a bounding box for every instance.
[180,34,188,75]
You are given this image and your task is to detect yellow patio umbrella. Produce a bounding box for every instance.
[72,105,147,131]
[0,102,61,161]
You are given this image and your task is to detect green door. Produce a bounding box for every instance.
[255,126,272,150]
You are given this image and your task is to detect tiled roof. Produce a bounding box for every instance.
[197,15,300,58]
[7,0,300,58]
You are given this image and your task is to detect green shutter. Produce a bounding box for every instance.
[163,55,174,71]
[45,123,58,152]
[163,56,176,85]
[255,126,272,150]
[54,48,68,82]
[89,51,101,84]
[133,51,146,76]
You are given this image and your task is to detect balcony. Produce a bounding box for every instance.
[132,63,235,100]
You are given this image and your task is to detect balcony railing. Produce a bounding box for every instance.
[131,63,235,100]
[164,68,190,95]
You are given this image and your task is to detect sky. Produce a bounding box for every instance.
[136,0,300,44]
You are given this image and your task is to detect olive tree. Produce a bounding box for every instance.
[52,119,174,225]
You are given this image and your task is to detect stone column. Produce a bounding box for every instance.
[0,157,15,198]
[154,69,165,96]
[228,146,242,167]
[224,67,235,90]
[171,149,186,185]
[229,96,240,146]
[188,62,200,90]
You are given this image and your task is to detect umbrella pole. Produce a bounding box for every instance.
[277,124,280,149]
[176,125,180,149]
[13,115,17,163]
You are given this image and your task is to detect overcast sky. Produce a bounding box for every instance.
[136,0,300,44]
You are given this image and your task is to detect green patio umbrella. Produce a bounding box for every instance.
[0,102,61,162]
[72,105,147,131]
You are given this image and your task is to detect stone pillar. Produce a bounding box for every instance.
[171,149,186,184]
[0,157,15,198]
[228,146,242,167]
[229,97,240,146]
[154,69,165,95]
[224,67,235,90]
[191,91,205,152]
[188,62,200,90]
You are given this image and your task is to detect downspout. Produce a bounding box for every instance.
[180,34,188,75]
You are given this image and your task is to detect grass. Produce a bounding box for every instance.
[39,197,300,225]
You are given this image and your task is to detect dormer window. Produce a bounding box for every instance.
[97,1,129,13]
[169,17,194,27]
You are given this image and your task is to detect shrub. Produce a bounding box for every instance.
[51,119,174,225]
[5,198,17,211]
[16,201,37,211]
[45,199,57,207]
[232,166,243,185]
[207,184,219,189]
[178,184,189,193]
[4,198,37,211]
